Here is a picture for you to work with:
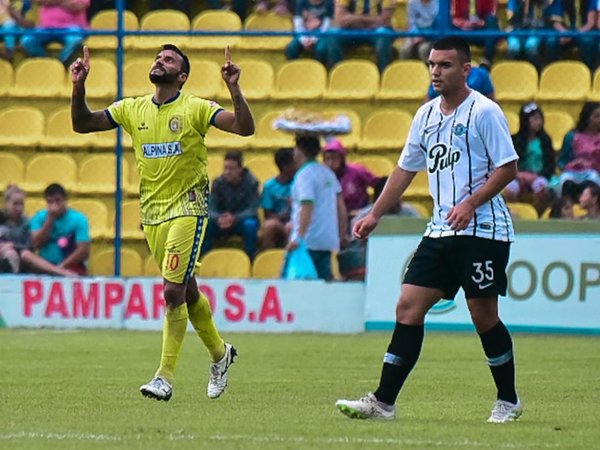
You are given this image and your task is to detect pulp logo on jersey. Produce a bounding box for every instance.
[142,141,182,158]
[428,143,461,173]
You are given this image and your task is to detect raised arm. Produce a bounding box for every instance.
[70,46,116,133]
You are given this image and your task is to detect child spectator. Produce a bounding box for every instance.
[578,183,600,219]
[548,195,575,219]
[398,0,438,62]
[285,0,333,64]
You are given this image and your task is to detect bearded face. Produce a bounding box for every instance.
[149,62,181,84]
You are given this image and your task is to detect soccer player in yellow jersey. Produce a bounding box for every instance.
[70,44,255,402]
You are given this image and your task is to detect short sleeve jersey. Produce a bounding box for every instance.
[106,92,223,225]
[399,90,518,242]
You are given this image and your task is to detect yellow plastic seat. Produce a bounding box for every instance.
[12,58,67,98]
[23,153,77,193]
[69,199,111,239]
[134,9,191,50]
[44,107,96,149]
[120,200,145,240]
[0,153,25,187]
[491,61,538,102]
[125,158,140,195]
[272,60,327,100]
[359,109,412,150]
[253,110,295,149]
[206,154,224,184]
[198,248,251,278]
[245,155,278,185]
[123,57,154,97]
[404,171,429,199]
[252,249,285,278]
[0,107,45,147]
[93,128,133,151]
[377,60,430,100]
[189,10,242,50]
[185,58,222,98]
[144,254,162,276]
[89,247,143,277]
[504,111,519,135]
[0,59,13,96]
[86,9,139,50]
[219,59,274,100]
[78,154,130,195]
[24,197,46,217]
[323,108,361,150]
[507,202,539,220]
[544,111,575,151]
[351,156,395,177]
[536,61,591,101]
[205,126,252,151]
[240,13,292,50]
[588,68,600,101]
[86,58,117,99]
[325,60,379,100]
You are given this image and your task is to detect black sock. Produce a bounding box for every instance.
[373,322,424,405]
[478,321,518,404]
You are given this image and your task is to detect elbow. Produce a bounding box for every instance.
[72,121,90,134]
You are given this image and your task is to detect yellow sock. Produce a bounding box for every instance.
[187,293,225,362]
[156,303,188,383]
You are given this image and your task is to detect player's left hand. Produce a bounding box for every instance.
[221,45,241,85]
[446,201,475,231]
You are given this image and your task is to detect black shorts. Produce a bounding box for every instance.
[403,236,511,300]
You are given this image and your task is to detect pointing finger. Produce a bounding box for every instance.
[225,45,231,62]
[83,45,90,63]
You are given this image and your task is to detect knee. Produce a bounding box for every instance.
[241,217,259,235]
[395,297,424,325]
[163,282,185,307]
[261,218,282,236]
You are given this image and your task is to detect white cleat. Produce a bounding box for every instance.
[335,392,396,420]
[140,376,173,402]
[207,343,237,399]
[488,398,523,423]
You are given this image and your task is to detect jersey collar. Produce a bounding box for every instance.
[151,91,181,108]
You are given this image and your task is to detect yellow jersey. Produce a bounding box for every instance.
[107,92,223,225]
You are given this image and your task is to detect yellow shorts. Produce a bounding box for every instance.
[144,216,207,284]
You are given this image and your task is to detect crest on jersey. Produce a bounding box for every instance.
[169,115,182,133]
[452,123,467,136]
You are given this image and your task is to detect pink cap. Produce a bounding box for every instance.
[323,139,346,155]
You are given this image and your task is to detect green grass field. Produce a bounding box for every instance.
[1,329,599,450]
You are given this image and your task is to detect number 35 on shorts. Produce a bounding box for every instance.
[471,260,494,289]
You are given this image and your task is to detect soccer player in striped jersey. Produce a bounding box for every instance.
[336,37,523,423]
[70,44,254,401]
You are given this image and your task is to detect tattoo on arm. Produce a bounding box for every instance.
[233,94,241,117]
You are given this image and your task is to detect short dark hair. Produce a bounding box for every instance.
[224,150,243,167]
[432,37,471,62]
[274,148,294,170]
[159,44,190,77]
[44,183,67,198]
[295,135,321,160]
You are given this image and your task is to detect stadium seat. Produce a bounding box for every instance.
[185,58,222,98]
[124,158,140,195]
[134,9,191,50]
[253,110,295,149]
[24,197,46,217]
[78,154,130,195]
[23,153,77,193]
[198,248,251,278]
[588,68,600,101]
[323,108,361,150]
[0,107,45,147]
[123,57,154,97]
[351,156,395,177]
[189,10,242,50]
[206,154,224,183]
[219,59,274,100]
[44,107,95,149]
[69,199,111,239]
[0,59,13,96]
[89,247,143,277]
[536,61,591,101]
[507,202,538,220]
[404,200,430,218]
[12,58,67,98]
[377,60,430,100]
[94,128,133,151]
[86,9,139,50]
[241,13,292,50]
[544,111,575,150]
[245,155,278,185]
[325,60,379,100]
[120,200,145,240]
[403,171,429,199]
[0,153,25,187]
[504,111,519,135]
[252,249,285,278]
[85,58,117,99]
[205,126,252,151]
[272,60,327,100]
[144,254,162,276]
[359,109,412,150]
[491,61,538,102]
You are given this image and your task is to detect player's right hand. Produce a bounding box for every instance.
[70,45,90,85]
[352,213,379,240]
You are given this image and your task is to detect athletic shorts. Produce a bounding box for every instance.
[403,236,511,300]
[143,216,207,284]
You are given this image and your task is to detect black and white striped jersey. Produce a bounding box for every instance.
[398,90,518,242]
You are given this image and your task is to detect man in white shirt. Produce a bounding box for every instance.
[335,37,522,424]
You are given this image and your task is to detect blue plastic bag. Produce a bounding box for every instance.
[282,241,318,280]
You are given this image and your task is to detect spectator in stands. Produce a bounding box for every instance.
[148,0,191,16]
[504,102,555,216]
[553,102,600,201]
[451,0,499,67]
[0,0,33,61]
[398,0,438,62]
[548,194,575,219]
[505,0,568,70]
[322,138,380,218]
[86,0,131,21]
[208,0,248,21]
[29,183,89,275]
[326,0,396,72]
[21,0,89,66]
[578,182,600,219]
[425,64,495,101]
[287,134,347,280]
[202,150,260,259]
[255,0,294,15]
[576,0,600,70]
[285,0,333,64]
[260,147,296,250]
